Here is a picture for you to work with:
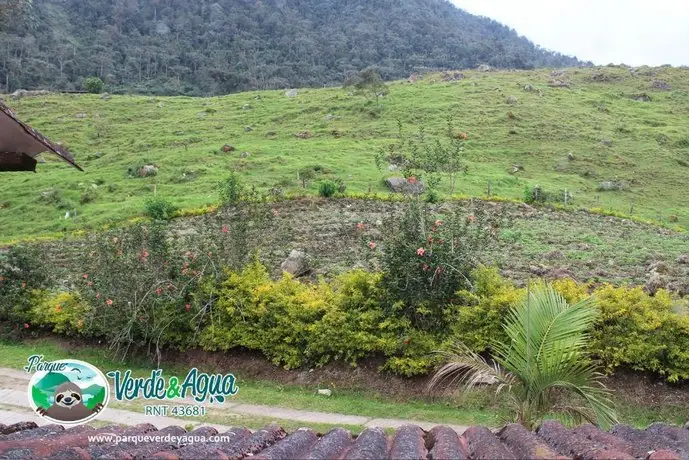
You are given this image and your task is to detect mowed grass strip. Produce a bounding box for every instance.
[1,338,688,429]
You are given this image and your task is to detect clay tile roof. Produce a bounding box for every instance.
[0,420,686,459]
[0,100,82,172]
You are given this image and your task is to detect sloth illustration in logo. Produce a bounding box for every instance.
[36,382,104,422]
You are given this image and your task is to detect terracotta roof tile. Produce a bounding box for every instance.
[0,419,686,459]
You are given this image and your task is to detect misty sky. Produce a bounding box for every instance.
[450,0,689,67]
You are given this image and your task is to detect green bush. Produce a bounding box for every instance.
[74,223,214,358]
[144,198,177,221]
[0,246,52,327]
[451,272,689,383]
[523,185,548,203]
[318,180,338,198]
[217,173,245,206]
[31,292,90,335]
[200,261,389,369]
[371,198,506,331]
[83,76,105,94]
[80,189,99,205]
[8,234,689,381]
[451,266,524,351]
[589,284,689,382]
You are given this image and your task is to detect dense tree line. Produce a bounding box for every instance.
[0,0,583,95]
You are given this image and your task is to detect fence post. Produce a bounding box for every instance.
[486,180,492,197]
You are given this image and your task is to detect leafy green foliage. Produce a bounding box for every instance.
[376,118,466,194]
[31,291,90,335]
[0,0,32,31]
[11,241,689,383]
[318,180,339,198]
[73,223,218,361]
[144,198,177,221]
[217,173,245,206]
[0,245,51,328]
[199,261,416,371]
[0,0,581,94]
[588,284,689,382]
[344,68,389,104]
[431,285,618,429]
[82,76,104,94]
[371,199,505,331]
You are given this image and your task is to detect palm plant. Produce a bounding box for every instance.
[429,284,618,429]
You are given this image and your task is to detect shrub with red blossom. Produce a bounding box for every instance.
[368,197,505,331]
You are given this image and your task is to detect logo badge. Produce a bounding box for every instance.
[27,357,109,425]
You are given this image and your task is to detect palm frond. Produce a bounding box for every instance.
[428,341,513,394]
[432,282,618,428]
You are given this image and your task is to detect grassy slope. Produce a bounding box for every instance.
[1,66,689,242]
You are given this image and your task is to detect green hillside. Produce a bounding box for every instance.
[0,0,581,95]
[2,65,689,242]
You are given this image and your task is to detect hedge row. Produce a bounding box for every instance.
[7,261,689,381]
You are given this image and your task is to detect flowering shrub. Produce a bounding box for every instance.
[0,245,52,328]
[370,198,506,331]
[75,223,217,361]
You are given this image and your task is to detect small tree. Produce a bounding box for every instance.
[344,67,389,105]
[429,285,618,429]
[83,76,104,94]
[376,117,467,196]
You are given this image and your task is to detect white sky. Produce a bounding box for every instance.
[450,0,689,67]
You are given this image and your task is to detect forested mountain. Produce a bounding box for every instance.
[0,0,583,95]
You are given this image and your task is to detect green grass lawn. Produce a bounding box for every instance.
[2,65,689,242]
[2,338,687,430]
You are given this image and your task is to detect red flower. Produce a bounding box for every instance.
[416,247,426,256]
[55,306,62,313]
[155,288,162,295]
[435,220,443,226]
[356,222,365,231]
[221,225,229,233]
[435,267,444,275]
[428,236,434,243]
[105,299,113,305]
[468,215,476,222]
[272,209,279,217]
[368,241,377,250]
[23,323,29,329]
[82,274,89,279]
[139,316,145,322]
[423,264,429,271]
[408,176,417,184]
[142,251,149,258]
[87,281,93,287]
[208,252,213,257]
[185,304,191,312]
[96,293,101,299]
